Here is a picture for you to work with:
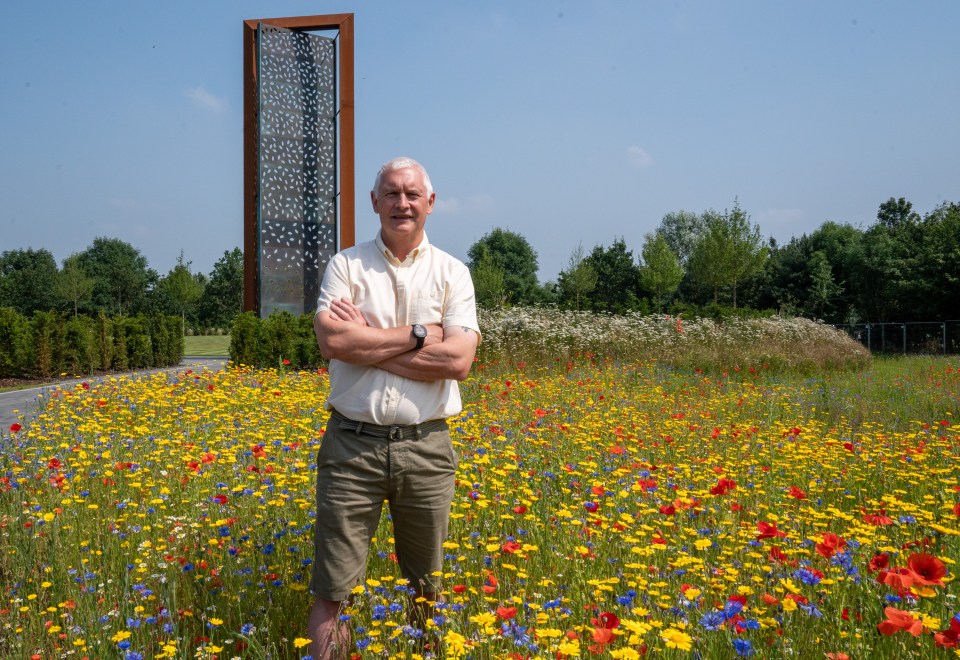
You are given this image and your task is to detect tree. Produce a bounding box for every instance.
[687,203,767,307]
[161,251,204,333]
[55,254,95,316]
[0,248,59,314]
[657,210,706,265]
[198,248,244,330]
[806,250,843,319]
[557,243,598,311]
[876,197,920,229]
[467,228,540,305]
[582,238,642,313]
[638,233,684,312]
[469,252,507,308]
[75,237,156,315]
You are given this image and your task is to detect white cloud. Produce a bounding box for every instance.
[434,195,495,215]
[185,86,228,113]
[627,145,654,167]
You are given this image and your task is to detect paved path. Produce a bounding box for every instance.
[0,357,227,432]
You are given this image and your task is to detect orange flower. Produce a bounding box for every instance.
[591,627,615,644]
[877,607,923,636]
[878,567,917,591]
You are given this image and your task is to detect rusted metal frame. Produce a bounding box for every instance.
[242,14,355,312]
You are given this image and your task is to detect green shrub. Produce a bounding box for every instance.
[229,312,262,367]
[63,315,96,374]
[0,308,31,377]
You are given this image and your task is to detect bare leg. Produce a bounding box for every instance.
[306,597,348,660]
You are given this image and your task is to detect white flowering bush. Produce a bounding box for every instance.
[477,308,871,372]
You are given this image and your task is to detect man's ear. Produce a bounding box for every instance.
[426,192,436,214]
[371,190,379,213]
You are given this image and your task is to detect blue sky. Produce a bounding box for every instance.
[2,1,958,281]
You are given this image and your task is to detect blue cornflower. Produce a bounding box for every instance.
[241,623,255,635]
[700,611,725,631]
[733,638,754,656]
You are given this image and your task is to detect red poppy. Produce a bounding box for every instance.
[512,505,528,514]
[934,616,960,648]
[47,458,62,470]
[757,521,787,540]
[710,478,737,496]
[501,540,521,554]
[953,502,960,518]
[906,553,946,586]
[211,495,228,505]
[869,552,889,573]
[878,567,918,591]
[787,486,807,500]
[594,612,620,629]
[659,504,676,515]
[452,584,466,594]
[9,423,22,433]
[877,607,923,636]
[496,606,517,619]
[862,509,894,525]
[815,532,845,559]
[842,442,854,452]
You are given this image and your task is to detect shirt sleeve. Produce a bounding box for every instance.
[442,261,482,341]
[316,252,351,314]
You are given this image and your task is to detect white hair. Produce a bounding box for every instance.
[372,157,434,196]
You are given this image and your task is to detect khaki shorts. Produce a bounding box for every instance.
[310,413,458,601]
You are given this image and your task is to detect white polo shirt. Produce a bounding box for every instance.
[316,232,480,425]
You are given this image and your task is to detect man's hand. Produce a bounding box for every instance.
[327,298,367,325]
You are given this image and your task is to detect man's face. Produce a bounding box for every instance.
[371,167,435,247]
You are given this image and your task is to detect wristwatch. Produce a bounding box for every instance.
[412,324,427,350]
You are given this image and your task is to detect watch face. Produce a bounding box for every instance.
[413,324,427,338]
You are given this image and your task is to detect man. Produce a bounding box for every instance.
[307,157,480,659]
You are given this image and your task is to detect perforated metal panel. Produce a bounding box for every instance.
[257,24,337,316]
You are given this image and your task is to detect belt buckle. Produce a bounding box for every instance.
[388,426,403,441]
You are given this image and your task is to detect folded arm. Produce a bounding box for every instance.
[376,324,478,381]
[314,297,444,365]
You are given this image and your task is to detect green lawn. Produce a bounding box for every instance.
[183,334,230,356]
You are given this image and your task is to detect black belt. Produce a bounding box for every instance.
[330,410,447,441]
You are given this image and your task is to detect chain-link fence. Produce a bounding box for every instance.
[834,321,960,355]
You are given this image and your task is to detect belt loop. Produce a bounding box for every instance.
[415,426,423,441]
[389,426,401,442]
[355,421,364,436]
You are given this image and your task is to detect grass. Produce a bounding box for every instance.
[183,334,231,357]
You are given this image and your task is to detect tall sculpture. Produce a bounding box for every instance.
[242,15,355,316]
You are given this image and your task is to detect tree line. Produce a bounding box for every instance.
[3,196,957,330]
[468,197,960,324]
[0,239,243,332]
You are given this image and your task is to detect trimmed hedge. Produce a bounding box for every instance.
[0,309,183,379]
[229,311,322,369]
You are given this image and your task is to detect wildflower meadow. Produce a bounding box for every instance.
[1,313,958,659]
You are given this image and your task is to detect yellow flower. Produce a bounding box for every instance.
[660,627,693,651]
[557,636,581,656]
[111,630,132,643]
[293,637,312,649]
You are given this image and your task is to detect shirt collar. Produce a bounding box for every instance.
[375,231,430,265]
